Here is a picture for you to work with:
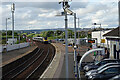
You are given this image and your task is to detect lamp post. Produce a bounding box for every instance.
[76,18,81,74]
[58,0,73,79]
[76,17,80,52]
[58,1,80,78]
[118,1,120,52]
[6,18,10,52]
[93,23,102,47]
[73,13,79,78]
[11,3,15,44]
[119,0,120,26]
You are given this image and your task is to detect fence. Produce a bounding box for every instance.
[1,42,30,52]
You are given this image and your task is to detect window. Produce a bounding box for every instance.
[103,68,119,74]
[100,61,107,65]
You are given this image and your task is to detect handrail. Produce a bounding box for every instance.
[78,48,105,79]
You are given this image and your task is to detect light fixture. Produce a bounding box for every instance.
[65,8,73,15]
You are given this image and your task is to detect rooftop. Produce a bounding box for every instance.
[103,27,120,37]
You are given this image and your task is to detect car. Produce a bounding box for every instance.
[109,74,120,80]
[85,63,120,78]
[59,39,64,42]
[88,65,120,80]
[83,61,99,71]
[83,59,120,71]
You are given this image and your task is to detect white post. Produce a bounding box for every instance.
[100,24,101,47]
[118,1,120,54]
[6,18,10,52]
[64,4,69,79]
[119,1,120,26]
[78,18,79,39]
[11,3,15,45]
[6,18,7,52]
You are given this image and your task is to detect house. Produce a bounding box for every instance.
[103,27,120,59]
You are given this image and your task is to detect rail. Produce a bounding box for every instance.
[26,48,50,79]
[2,48,41,79]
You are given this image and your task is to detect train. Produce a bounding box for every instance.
[32,37,48,44]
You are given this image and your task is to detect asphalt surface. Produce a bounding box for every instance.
[59,53,75,78]
[58,43,94,79]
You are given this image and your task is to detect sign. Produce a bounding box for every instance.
[101,39,105,43]
[88,40,95,43]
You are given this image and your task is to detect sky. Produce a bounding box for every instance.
[0,0,119,30]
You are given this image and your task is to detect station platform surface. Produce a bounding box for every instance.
[52,43,94,79]
[1,46,37,67]
[59,53,75,78]
[59,46,93,78]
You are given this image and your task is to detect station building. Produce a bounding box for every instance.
[92,30,111,48]
[103,27,120,59]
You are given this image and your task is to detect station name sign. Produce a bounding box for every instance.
[101,39,105,43]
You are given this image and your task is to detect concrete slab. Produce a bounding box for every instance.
[59,53,75,78]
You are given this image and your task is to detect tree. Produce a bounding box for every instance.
[33,34,41,37]
[22,33,27,35]
[14,32,18,36]
[46,31,54,37]
[7,31,12,35]
[68,29,74,38]
[3,31,18,36]
[41,31,47,37]
[2,32,6,36]
[56,30,63,36]
[27,33,35,38]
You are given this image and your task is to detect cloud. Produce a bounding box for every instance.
[38,11,57,18]
[28,20,37,24]
[2,2,61,10]
[1,1,119,30]
[21,10,31,19]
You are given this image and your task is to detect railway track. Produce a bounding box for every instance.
[2,42,55,80]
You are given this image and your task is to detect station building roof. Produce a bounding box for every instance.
[103,26,120,40]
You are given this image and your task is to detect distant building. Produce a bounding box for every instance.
[68,39,74,45]
[103,27,120,59]
[92,30,111,47]
[7,38,17,45]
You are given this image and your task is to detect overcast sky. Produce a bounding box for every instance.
[1,0,119,30]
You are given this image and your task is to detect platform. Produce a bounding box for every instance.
[1,46,37,67]
[40,43,93,79]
